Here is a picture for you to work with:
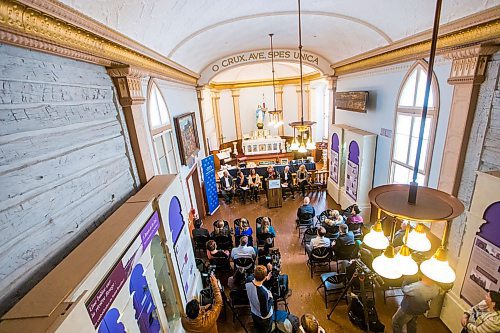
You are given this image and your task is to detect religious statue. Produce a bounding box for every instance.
[255,103,266,129]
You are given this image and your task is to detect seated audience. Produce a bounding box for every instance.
[297,197,315,221]
[257,217,276,237]
[206,240,230,260]
[346,204,363,224]
[211,220,231,238]
[248,168,261,201]
[228,267,247,291]
[235,218,253,237]
[231,236,256,260]
[246,265,274,333]
[324,209,344,226]
[306,226,331,255]
[333,224,355,248]
[296,164,309,196]
[192,215,209,238]
[182,274,222,332]
[236,170,249,203]
[461,290,500,333]
[393,220,410,248]
[299,314,326,333]
[220,169,234,204]
[280,165,295,199]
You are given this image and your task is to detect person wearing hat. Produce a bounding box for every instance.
[461,290,500,333]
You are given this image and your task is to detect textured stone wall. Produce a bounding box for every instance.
[448,52,500,264]
[0,43,139,313]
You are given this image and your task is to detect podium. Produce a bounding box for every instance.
[267,179,282,208]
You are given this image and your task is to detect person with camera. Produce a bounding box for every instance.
[392,274,439,333]
[246,265,274,332]
[461,290,500,333]
[182,273,222,333]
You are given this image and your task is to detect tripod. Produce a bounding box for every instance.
[327,270,373,333]
[270,275,290,333]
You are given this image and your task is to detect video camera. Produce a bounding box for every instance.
[351,258,384,288]
[267,248,281,277]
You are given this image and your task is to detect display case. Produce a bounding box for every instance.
[327,124,352,204]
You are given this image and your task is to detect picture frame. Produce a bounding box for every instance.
[280,158,289,165]
[174,112,200,166]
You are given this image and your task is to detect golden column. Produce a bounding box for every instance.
[196,85,210,155]
[107,66,155,185]
[211,91,223,147]
[275,85,284,136]
[327,76,337,125]
[231,89,242,140]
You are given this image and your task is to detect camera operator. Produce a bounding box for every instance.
[263,249,289,299]
[246,265,274,332]
[182,273,222,333]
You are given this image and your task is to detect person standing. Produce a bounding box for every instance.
[392,275,440,333]
[461,290,500,333]
[181,274,222,333]
[246,265,274,333]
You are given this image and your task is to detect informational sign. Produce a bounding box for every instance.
[346,140,360,201]
[268,179,281,189]
[201,155,220,215]
[330,133,340,184]
[86,212,160,328]
[336,91,368,113]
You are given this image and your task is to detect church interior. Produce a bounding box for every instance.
[0,1,499,332]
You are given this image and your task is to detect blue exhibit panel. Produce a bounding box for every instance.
[201,155,220,215]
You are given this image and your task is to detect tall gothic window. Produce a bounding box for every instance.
[148,81,178,174]
[390,62,439,185]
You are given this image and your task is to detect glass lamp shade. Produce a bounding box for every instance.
[421,247,456,283]
[276,120,284,127]
[405,224,431,252]
[298,144,307,153]
[290,140,299,151]
[306,139,315,150]
[363,222,389,250]
[372,246,402,279]
[395,245,419,275]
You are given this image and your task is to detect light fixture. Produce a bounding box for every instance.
[368,0,464,284]
[372,217,403,279]
[405,223,431,252]
[289,0,316,152]
[363,217,389,250]
[395,223,419,275]
[267,33,283,130]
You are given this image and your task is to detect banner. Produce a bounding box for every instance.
[201,155,220,215]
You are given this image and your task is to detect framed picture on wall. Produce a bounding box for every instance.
[174,112,200,165]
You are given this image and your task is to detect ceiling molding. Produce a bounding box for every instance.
[207,72,322,90]
[332,7,500,76]
[167,10,393,58]
[0,0,199,85]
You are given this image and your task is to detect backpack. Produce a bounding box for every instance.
[348,297,385,332]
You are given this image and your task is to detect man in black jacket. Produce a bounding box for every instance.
[219,170,234,204]
[280,165,295,199]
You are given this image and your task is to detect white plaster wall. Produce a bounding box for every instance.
[218,90,237,142]
[335,57,453,187]
[237,85,277,136]
[283,85,299,136]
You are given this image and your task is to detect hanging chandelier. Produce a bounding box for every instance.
[267,33,284,129]
[289,0,315,152]
[363,0,464,283]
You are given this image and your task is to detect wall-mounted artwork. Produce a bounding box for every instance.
[330,133,339,184]
[346,140,360,200]
[174,112,200,165]
[336,91,369,113]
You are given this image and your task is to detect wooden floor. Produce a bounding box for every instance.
[202,190,450,333]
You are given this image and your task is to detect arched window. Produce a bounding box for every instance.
[148,81,178,174]
[390,62,439,185]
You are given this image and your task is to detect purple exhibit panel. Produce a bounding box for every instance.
[345,140,360,200]
[168,196,184,245]
[330,133,339,184]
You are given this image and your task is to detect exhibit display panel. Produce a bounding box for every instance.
[0,175,201,333]
[339,127,377,223]
[327,124,353,203]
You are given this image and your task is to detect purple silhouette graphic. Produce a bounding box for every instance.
[98,308,126,333]
[480,201,500,247]
[169,196,185,245]
[330,133,340,184]
[346,140,360,200]
[129,264,161,333]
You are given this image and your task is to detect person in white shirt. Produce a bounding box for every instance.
[231,236,256,261]
[306,226,331,255]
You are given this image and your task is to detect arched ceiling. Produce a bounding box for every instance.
[60,0,500,74]
[211,62,316,83]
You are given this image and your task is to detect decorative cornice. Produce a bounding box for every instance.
[107,66,146,106]
[446,44,499,85]
[0,0,198,85]
[333,11,500,76]
[209,72,321,91]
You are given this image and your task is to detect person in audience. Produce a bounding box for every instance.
[297,197,315,221]
[280,165,295,199]
[306,226,331,255]
[296,164,309,196]
[236,170,249,203]
[393,220,410,248]
[235,218,253,237]
[192,215,209,238]
[220,170,234,204]
[392,274,440,333]
[461,290,500,333]
[182,273,222,333]
[246,265,274,333]
[231,236,256,260]
[211,220,231,238]
[299,314,326,333]
[228,267,247,291]
[248,168,261,201]
[346,204,363,224]
[332,223,355,248]
[206,240,230,260]
[325,210,344,226]
[257,217,276,237]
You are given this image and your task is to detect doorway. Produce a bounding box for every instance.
[186,165,206,219]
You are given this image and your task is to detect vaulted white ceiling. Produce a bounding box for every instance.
[60,0,500,74]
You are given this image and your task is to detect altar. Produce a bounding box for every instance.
[242,135,286,155]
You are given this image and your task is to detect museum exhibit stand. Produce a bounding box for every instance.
[0,175,202,333]
[327,124,377,222]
